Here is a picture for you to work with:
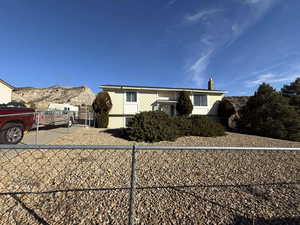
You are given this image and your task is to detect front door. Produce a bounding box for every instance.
[159,104,175,116]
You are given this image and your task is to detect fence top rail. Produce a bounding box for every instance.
[0,145,133,150]
[135,145,300,151]
[0,144,300,151]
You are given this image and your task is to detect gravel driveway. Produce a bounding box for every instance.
[0,128,299,224]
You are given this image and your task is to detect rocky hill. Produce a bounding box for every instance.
[12,86,96,109]
[223,96,250,111]
[220,96,250,129]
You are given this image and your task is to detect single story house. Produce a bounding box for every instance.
[0,79,14,104]
[100,79,228,128]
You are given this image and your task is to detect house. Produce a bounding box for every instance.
[0,79,14,104]
[100,79,228,128]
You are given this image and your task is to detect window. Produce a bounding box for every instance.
[126,92,137,102]
[125,117,134,127]
[194,94,208,106]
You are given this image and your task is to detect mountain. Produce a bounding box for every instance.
[12,85,96,109]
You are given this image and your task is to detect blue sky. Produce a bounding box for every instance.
[0,0,299,96]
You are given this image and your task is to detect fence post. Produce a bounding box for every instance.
[85,107,88,128]
[128,145,137,225]
[35,112,39,145]
[67,113,70,132]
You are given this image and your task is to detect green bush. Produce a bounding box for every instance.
[171,116,192,136]
[92,92,112,128]
[126,111,225,142]
[218,99,236,127]
[126,111,178,142]
[239,83,300,141]
[176,91,193,116]
[188,115,226,137]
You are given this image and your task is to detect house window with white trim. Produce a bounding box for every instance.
[194,94,208,106]
[126,92,137,102]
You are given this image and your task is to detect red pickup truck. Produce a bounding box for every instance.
[0,106,35,144]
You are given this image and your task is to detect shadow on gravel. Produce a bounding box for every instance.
[10,194,50,225]
[168,181,300,225]
[230,215,300,225]
[104,128,129,139]
[2,181,299,224]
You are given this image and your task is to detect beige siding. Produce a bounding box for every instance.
[108,116,124,128]
[103,89,124,115]
[191,93,223,116]
[138,90,157,112]
[0,83,12,104]
[208,94,223,115]
[102,87,224,128]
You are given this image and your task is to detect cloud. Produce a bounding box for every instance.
[185,9,223,23]
[166,0,177,7]
[244,0,263,4]
[225,0,279,47]
[188,50,214,87]
[245,73,299,87]
[183,0,280,87]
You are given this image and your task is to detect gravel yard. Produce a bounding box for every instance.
[53,127,300,147]
[0,128,299,224]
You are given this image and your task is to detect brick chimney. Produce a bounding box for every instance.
[208,78,214,90]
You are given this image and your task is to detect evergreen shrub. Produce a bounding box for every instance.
[189,115,226,137]
[126,111,226,142]
[176,91,193,116]
[126,111,178,142]
[239,83,300,141]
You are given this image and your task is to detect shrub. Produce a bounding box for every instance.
[176,91,193,116]
[92,92,112,128]
[171,116,192,136]
[188,115,226,137]
[239,83,300,141]
[218,99,236,127]
[126,111,225,142]
[281,77,300,96]
[127,111,178,142]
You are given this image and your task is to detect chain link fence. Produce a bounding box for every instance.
[0,145,299,225]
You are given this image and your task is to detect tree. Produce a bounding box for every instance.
[239,83,300,141]
[281,77,300,96]
[176,91,193,116]
[281,78,300,113]
[92,92,112,128]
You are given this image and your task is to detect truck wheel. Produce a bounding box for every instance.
[0,123,24,144]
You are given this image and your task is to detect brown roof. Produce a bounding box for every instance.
[0,79,14,89]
